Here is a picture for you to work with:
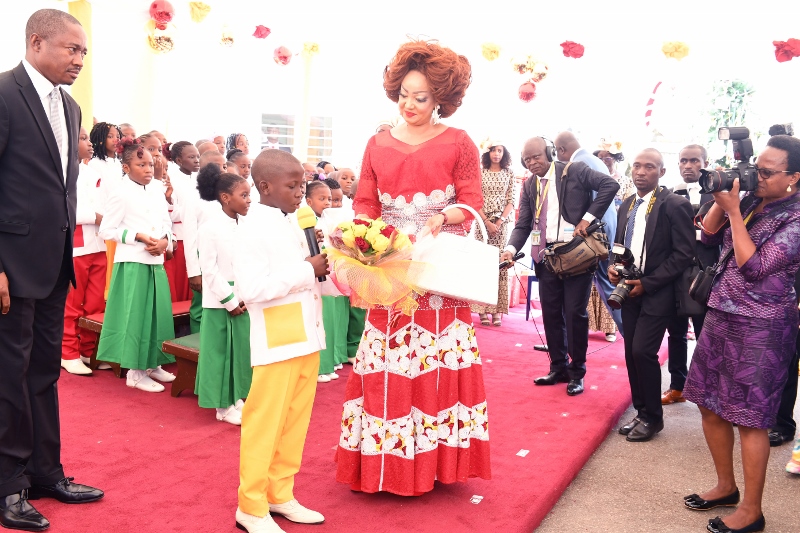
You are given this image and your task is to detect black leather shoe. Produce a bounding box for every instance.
[707,514,765,533]
[533,371,570,386]
[618,416,642,436]
[0,490,50,531]
[626,419,664,442]
[566,379,584,396]
[28,477,103,504]
[767,429,794,447]
[684,488,740,511]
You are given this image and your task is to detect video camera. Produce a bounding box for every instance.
[607,244,643,310]
[698,127,758,194]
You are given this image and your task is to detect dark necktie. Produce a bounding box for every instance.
[624,198,644,249]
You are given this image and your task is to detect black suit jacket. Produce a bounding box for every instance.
[615,188,695,316]
[508,160,619,252]
[0,63,81,298]
[673,187,721,269]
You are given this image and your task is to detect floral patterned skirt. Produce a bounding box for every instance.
[335,294,491,495]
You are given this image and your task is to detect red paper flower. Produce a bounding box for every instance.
[773,38,800,63]
[353,219,371,226]
[355,237,369,252]
[560,41,585,59]
[253,25,271,39]
[518,81,537,103]
[149,0,174,29]
[273,46,292,65]
[380,225,395,238]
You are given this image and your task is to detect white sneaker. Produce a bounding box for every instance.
[147,366,176,382]
[216,406,242,426]
[61,358,92,375]
[268,499,324,524]
[235,399,245,411]
[605,333,616,343]
[235,508,285,533]
[80,355,91,365]
[334,364,343,370]
[327,372,339,380]
[317,374,331,383]
[126,370,165,392]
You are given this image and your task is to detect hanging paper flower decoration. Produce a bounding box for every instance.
[149,0,174,30]
[662,41,690,60]
[510,56,529,75]
[518,81,537,103]
[146,20,175,54]
[273,46,292,65]
[773,38,800,62]
[301,42,320,59]
[530,62,549,83]
[188,2,211,23]
[253,25,271,39]
[560,41,585,59]
[599,139,624,155]
[220,26,234,47]
[481,42,501,61]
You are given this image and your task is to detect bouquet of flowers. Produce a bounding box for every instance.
[327,218,424,315]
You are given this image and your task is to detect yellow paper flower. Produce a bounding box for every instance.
[481,42,501,61]
[662,41,689,60]
[188,2,211,23]
[302,42,320,59]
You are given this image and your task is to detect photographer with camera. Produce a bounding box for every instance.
[681,134,800,533]
[608,148,695,442]
[502,136,618,396]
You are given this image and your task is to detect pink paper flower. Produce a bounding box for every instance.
[518,81,537,103]
[273,46,292,66]
[253,25,271,39]
[149,0,174,30]
[560,41,585,59]
[773,38,800,63]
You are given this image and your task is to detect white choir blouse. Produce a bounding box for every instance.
[198,206,241,312]
[73,163,106,257]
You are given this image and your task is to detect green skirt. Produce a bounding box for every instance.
[97,262,176,370]
[320,296,349,374]
[195,307,253,408]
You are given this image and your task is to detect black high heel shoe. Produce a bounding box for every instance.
[684,489,740,511]
[707,514,765,533]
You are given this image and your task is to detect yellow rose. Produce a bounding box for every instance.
[371,219,387,231]
[338,221,355,233]
[341,231,355,249]
[365,226,382,243]
[353,225,367,238]
[393,233,412,250]
[371,234,391,253]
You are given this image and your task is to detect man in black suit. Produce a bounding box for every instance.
[662,144,721,406]
[502,137,618,396]
[609,148,695,442]
[0,9,103,531]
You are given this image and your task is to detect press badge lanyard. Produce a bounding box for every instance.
[531,176,550,246]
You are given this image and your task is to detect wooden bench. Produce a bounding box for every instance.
[78,300,192,378]
[162,333,200,397]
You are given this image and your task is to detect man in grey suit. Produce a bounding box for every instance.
[555,131,624,339]
[0,9,103,531]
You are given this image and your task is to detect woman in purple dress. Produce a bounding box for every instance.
[683,135,800,533]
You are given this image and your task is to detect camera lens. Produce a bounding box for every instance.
[699,169,735,194]
[607,283,630,310]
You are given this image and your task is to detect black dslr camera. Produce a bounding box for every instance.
[607,244,643,310]
[698,127,758,194]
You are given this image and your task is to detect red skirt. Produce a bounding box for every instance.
[335,295,491,495]
[164,242,191,302]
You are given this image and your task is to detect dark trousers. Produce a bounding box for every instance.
[772,335,800,437]
[534,261,593,380]
[622,297,671,424]
[666,311,707,391]
[0,272,69,497]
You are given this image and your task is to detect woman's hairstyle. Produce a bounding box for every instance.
[305,180,330,198]
[168,141,192,163]
[116,137,145,169]
[383,40,472,119]
[89,122,118,161]
[317,160,336,171]
[593,149,625,163]
[324,177,341,190]
[766,135,800,174]
[196,164,247,203]
[226,148,247,163]
[226,133,246,152]
[480,145,511,170]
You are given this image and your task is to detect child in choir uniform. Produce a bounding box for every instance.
[166,141,201,307]
[194,165,253,426]
[96,139,176,392]
[227,148,252,186]
[61,127,106,375]
[90,122,123,299]
[233,149,328,532]
[336,167,356,209]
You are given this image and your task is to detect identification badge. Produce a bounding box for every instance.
[531,230,541,246]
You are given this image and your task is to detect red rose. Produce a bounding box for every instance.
[354,237,369,252]
[253,25,271,39]
[353,219,371,226]
[149,0,174,25]
[560,40,585,59]
[380,225,395,238]
[518,81,537,103]
[774,39,800,63]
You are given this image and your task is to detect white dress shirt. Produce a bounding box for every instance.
[628,190,654,272]
[73,163,106,257]
[22,59,69,181]
[198,207,241,311]
[233,203,325,367]
[91,158,124,216]
[99,177,172,265]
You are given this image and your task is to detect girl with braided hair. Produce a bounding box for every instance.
[97,138,176,392]
[226,148,252,185]
[226,132,249,155]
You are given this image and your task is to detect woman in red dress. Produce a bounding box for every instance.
[335,41,491,496]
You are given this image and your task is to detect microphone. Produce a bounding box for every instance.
[296,206,326,282]
[499,251,525,270]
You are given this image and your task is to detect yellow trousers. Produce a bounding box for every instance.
[238,352,320,517]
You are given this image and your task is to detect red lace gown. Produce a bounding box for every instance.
[335,128,491,495]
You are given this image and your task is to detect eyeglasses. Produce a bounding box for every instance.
[754,167,793,179]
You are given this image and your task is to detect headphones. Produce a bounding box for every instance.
[520,136,557,168]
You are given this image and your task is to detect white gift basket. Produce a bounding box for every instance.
[411,203,499,306]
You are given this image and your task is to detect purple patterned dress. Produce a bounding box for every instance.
[683,192,800,428]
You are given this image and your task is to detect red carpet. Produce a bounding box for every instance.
[43,306,666,532]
